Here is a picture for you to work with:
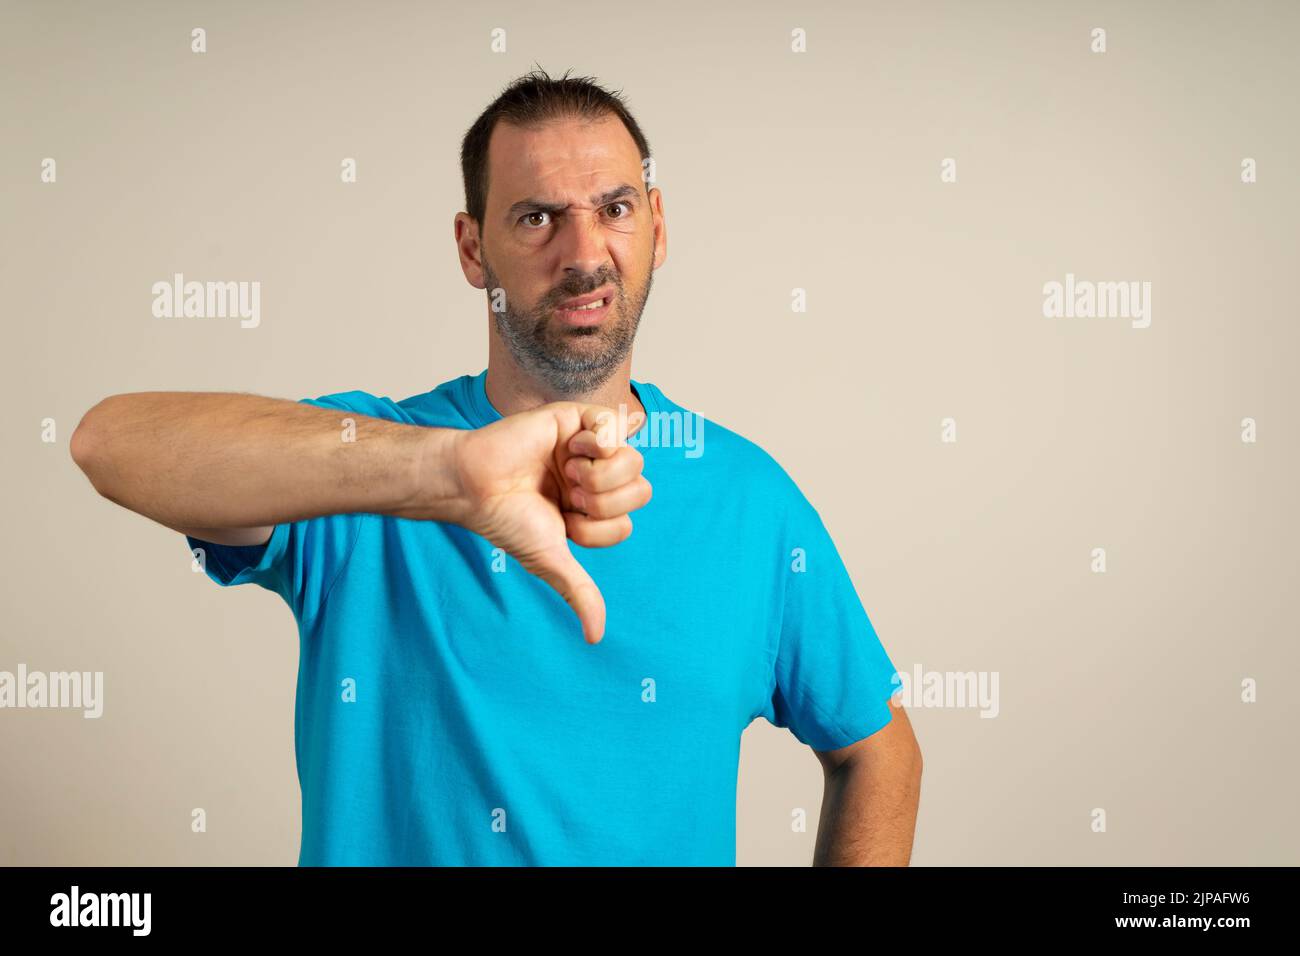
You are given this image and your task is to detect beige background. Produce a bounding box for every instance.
[2,0,1296,865]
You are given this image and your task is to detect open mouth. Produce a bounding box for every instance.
[553,293,612,325]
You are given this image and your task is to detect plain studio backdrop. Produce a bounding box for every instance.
[1,0,1297,865]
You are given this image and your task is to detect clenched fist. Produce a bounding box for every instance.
[435,402,651,644]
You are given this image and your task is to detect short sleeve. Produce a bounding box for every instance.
[764,485,902,751]
[184,390,408,626]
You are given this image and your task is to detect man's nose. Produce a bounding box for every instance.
[555,211,611,277]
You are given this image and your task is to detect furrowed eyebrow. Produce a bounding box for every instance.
[505,183,640,223]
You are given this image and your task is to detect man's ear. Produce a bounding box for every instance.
[454,212,487,290]
[648,187,667,271]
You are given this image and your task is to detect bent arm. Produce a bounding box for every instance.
[69,391,462,543]
[812,698,923,866]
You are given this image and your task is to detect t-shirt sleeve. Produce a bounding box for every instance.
[184,517,362,628]
[183,390,407,626]
[764,480,902,751]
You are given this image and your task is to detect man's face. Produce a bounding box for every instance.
[469,114,664,394]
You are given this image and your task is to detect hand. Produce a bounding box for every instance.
[443,402,651,644]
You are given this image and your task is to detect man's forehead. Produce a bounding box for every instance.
[486,115,642,208]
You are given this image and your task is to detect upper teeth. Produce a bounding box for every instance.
[568,298,604,310]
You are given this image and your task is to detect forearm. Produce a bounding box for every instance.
[70,391,463,530]
[812,754,922,866]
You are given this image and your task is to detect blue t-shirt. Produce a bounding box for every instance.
[186,369,900,865]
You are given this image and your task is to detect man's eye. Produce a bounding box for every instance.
[606,202,631,219]
[521,211,551,228]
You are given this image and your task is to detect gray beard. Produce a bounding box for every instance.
[484,262,651,395]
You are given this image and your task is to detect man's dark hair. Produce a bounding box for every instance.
[460,66,652,229]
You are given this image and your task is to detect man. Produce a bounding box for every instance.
[71,68,922,866]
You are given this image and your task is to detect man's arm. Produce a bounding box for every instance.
[811,698,923,866]
[69,391,460,540]
[69,390,651,643]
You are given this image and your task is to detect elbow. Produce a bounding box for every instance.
[69,397,118,494]
[69,412,96,473]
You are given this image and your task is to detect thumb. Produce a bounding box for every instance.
[527,542,606,645]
